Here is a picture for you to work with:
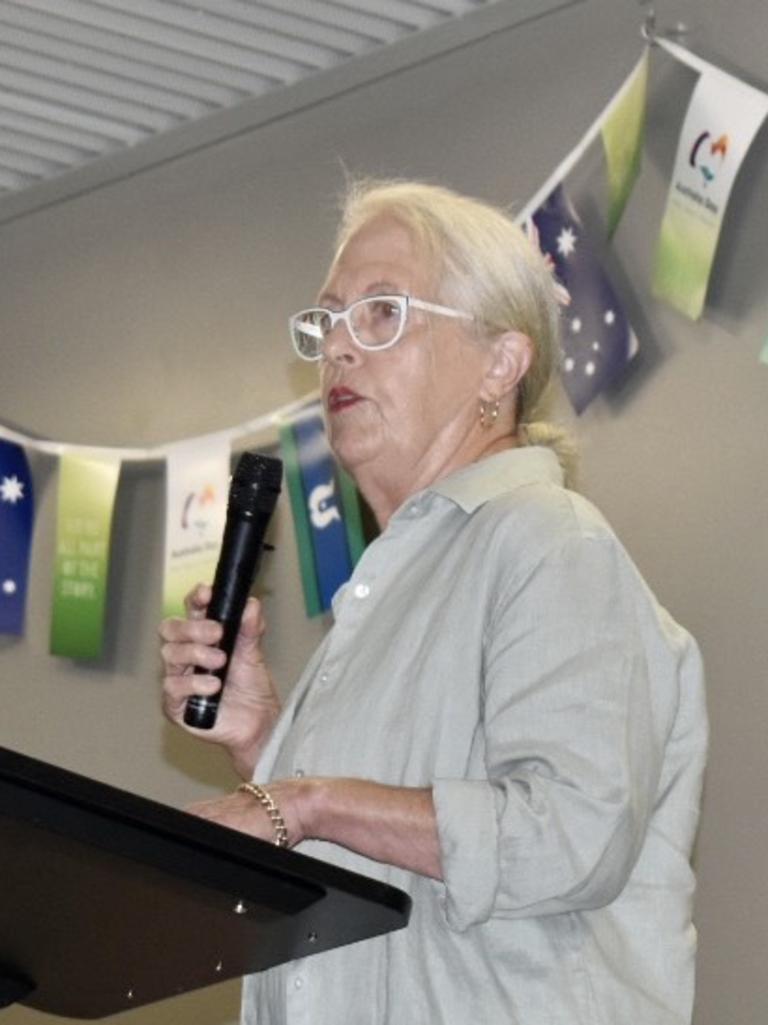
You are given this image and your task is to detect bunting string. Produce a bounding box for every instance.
[0,37,765,458]
[0,390,319,462]
[0,50,651,458]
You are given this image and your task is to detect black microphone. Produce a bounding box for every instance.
[184,451,282,730]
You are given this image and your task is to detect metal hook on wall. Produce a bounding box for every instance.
[638,0,657,43]
[637,0,688,46]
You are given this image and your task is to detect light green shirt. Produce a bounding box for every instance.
[243,447,707,1025]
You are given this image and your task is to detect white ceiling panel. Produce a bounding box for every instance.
[0,0,582,221]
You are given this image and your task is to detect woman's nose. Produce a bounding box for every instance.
[322,317,362,364]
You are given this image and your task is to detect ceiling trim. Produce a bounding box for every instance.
[0,0,585,227]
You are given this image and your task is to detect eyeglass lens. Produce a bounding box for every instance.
[350,297,403,348]
[293,297,404,357]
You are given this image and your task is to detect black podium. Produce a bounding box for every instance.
[0,746,411,1019]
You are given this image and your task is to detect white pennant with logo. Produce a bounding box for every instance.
[163,436,230,618]
[652,63,768,319]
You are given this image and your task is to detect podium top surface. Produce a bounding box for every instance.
[0,745,411,1019]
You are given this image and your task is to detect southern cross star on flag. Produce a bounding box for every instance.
[526,185,639,414]
[0,440,35,635]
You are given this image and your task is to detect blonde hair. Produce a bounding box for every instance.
[333,179,577,488]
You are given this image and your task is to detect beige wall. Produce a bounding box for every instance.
[0,1,766,1022]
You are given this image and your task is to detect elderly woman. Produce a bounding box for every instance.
[160,181,707,1025]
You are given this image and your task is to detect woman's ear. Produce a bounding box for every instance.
[480,331,534,401]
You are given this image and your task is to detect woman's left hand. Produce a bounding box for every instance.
[187,779,308,848]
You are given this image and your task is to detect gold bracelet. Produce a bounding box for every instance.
[237,782,289,848]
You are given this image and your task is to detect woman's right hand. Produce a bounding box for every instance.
[159,583,281,780]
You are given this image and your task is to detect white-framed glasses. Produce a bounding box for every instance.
[289,293,474,361]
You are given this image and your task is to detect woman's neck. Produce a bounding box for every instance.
[355,430,520,529]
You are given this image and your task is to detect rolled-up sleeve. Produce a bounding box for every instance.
[433,531,677,932]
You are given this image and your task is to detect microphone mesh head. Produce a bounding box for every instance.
[230,452,282,515]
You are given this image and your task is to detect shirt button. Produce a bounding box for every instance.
[294,768,305,778]
[294,977,304,990]
[353,583,370,599]
[319,671,329,684]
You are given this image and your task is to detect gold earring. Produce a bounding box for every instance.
[479,399,500,429]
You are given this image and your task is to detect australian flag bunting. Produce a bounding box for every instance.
[0,440,35,635]
[526,185,639,414]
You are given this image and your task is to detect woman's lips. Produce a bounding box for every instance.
[327,387,363,413]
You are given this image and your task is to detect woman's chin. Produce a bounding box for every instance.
[328,432,381,476]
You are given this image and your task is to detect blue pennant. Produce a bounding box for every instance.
[0,440,35,636]
[290,408,355,613]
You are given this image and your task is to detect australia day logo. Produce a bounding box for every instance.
[181,483,217,538]
[674,127,729,214]
[689,130,729,186]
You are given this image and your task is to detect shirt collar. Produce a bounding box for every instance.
[430,446,564,513]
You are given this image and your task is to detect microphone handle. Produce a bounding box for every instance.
[183,506,273,730]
